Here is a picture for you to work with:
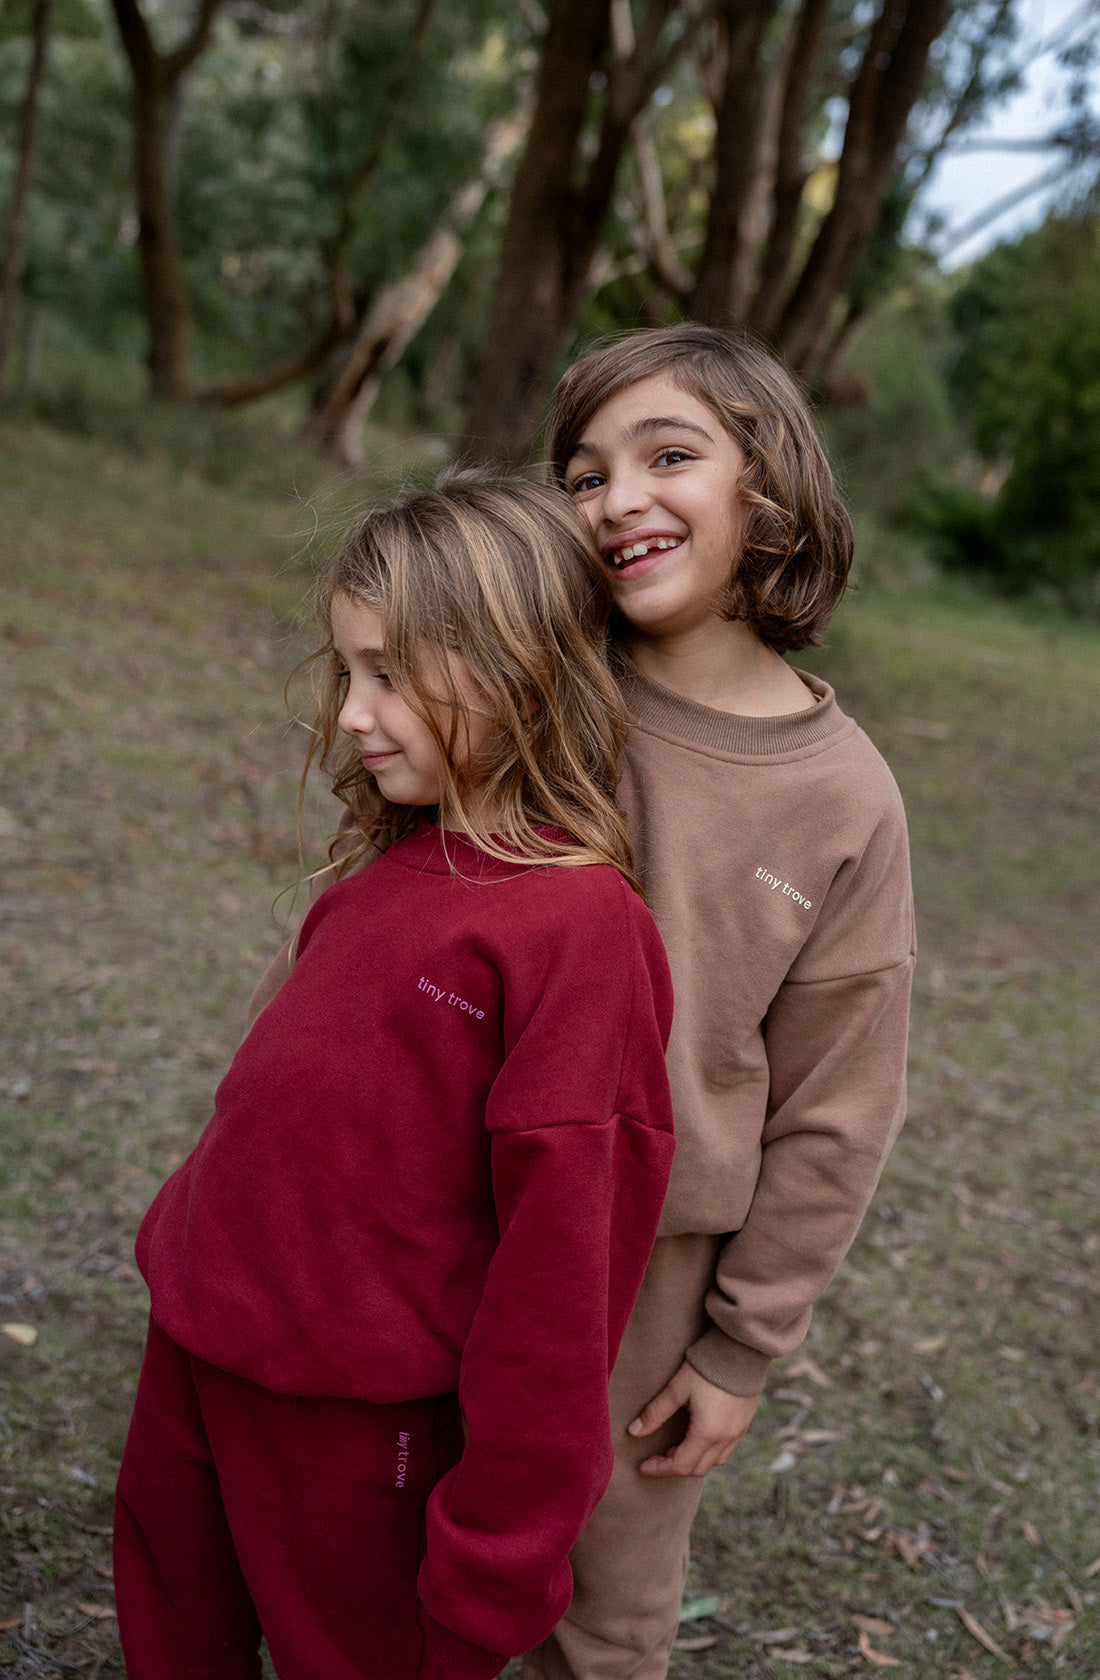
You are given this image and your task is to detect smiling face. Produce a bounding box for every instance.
[562,373,746,645]
[331,592,491,813]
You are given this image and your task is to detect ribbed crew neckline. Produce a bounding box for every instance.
[618,661,847,757]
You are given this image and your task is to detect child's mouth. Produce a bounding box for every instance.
[607,536,682,571]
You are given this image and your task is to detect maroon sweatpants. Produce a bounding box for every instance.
[113,1318,508,1680]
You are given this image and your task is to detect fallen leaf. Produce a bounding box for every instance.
[0,1616,22,1630]
[955,1606,1010,1662]
[774,1386,816,1408]
[673,1634,719,1651]
[747,1628,801,1645]
[1051,1620,1075,1652]
[770,1648,812,1665]
[852,1616,895,1637]
[783,1356,833,1387]
[857,1628,903,1667]
[75,1602,116,1619]
[919,1477,958,1503]
[795,1428,846,1446]
[954,1669,983,1679]
[1084,1556,1100,1578]
[894,1533,927,1569]
[1,1323,38,1346]
[679,1595,724,1623]
[913,1334,947,1354]
[1022,1521,1042,1547]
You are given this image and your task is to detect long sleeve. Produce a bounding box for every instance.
[685,791,915,1396]
[418,884,674,1661]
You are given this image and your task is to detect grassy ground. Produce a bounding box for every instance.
[0,417,1097,1677]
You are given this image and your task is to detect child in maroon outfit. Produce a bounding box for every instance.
[113,475,675,1680]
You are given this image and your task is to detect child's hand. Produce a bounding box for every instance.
[628,1361,759,1477]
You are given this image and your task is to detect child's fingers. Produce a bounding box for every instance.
[634,1374,760,1476]
[627,1367,693,1437]
[637,1428,722,1478]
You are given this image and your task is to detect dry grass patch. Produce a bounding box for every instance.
[2,425,1097,1677]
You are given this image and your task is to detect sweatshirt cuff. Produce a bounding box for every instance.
[685,1327,773,1396]
[417,1610,510,1680]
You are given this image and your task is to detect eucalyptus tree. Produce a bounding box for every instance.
[108,0,226,396]
[461,0,1038,465]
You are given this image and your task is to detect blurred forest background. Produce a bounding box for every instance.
[2,3,1100,1677]
[2,0,1099,605]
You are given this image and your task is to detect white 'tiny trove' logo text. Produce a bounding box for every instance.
[756,867,812,909]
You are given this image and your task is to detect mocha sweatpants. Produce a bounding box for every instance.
[113,1317,505,1680]
[522,1233,724,1680]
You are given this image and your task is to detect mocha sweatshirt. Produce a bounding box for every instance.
[615,663,915,1396]
[136,822,675,1661]
[244,665,914,1403]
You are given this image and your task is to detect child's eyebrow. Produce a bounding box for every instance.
[569,415,716,460]
[331,638,384,661]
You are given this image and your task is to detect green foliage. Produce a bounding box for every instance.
[916,212,1100,609]
[0,0,99,40]
[0,0,524,394]
[0,24,139,351]
[819,281,959,525]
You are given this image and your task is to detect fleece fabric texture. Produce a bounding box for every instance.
[614,663,915,1395]
[114,1318,506,1680]
[136,822,675,1661]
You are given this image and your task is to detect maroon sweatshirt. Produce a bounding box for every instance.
[136,821,675,1660]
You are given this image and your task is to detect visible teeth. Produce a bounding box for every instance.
[611,537,678,567]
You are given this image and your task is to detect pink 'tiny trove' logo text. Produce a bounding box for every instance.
[417,975,486,1020]
[395,1430,410,1488]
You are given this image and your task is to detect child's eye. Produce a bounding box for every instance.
[567,471,605,496]
[654,447,694,468]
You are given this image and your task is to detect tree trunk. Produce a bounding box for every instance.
[459,0,613,467]
[315,228,463,469]
[688,0,782,327]
[312,113,526,468]
[109,0,224,398]
[460,0,688,466]
[773,0,951,373]
[747,0,830,340]
[0,0,51,398]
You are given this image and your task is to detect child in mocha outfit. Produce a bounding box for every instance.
[112,475,676,1680]
[516,325,915,1680]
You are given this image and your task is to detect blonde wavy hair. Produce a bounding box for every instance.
[304,471,639,889]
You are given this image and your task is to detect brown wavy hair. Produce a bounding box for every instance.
[547,325,853,653]
[304,471,639,889]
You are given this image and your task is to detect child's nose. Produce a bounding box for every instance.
[602,466,651,523]
[338,686,374,737]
